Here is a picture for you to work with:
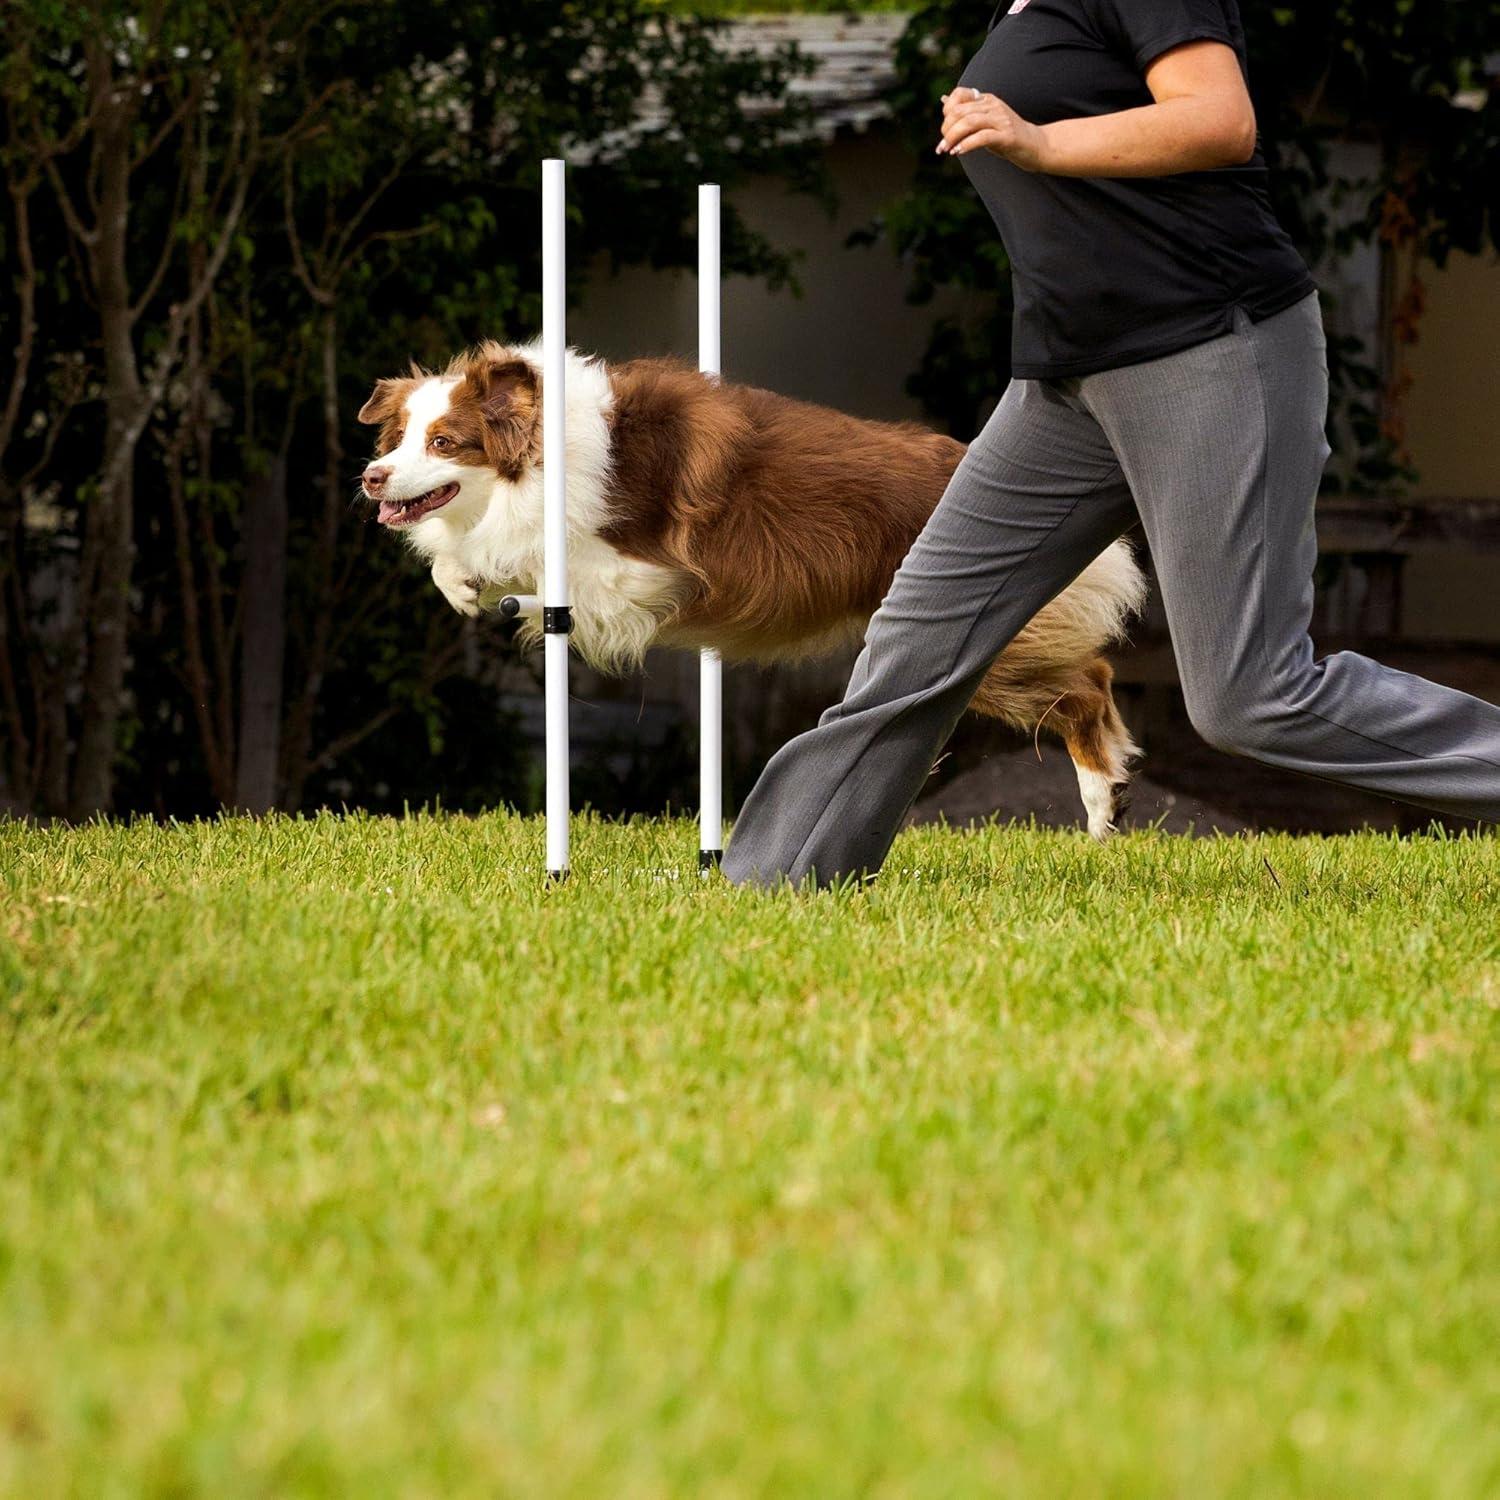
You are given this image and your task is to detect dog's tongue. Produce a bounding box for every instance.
[374,481,459,526]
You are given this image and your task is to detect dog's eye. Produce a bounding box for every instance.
[430,435,452,452]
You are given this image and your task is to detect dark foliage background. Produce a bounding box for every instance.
[0,0,821,821]
[1,1,1495,822]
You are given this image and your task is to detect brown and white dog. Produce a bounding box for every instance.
[358,342,1147,837]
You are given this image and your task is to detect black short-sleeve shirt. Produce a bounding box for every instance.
[957,0,1316,379]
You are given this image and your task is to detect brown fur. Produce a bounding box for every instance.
[363,349,542,482]
[357,374,420,450]
[444,349,542,481]
[594,358,1139,787]
[359,348,1143,829]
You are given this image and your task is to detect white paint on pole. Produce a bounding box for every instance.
[542,158,570,878]
[698,184,722,377]
[698,184,724,868]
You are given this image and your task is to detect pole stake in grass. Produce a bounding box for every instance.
[542,157,570,883]
[530,168,726,882]
[699,183,725,874]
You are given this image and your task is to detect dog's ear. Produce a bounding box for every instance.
[357,378,407,426]
[448,347,542,478]
[470,355,539,426]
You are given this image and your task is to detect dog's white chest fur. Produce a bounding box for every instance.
[399,347,687,670]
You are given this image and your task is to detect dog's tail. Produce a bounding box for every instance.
[1022,538,1149,659]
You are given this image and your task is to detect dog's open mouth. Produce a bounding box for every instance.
[377,482,460,526]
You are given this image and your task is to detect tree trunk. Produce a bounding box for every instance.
[235,449,289,812]
[69,74,142,820]
[0,548,27,808]
[70,418,137,819]
[280,308,343,811]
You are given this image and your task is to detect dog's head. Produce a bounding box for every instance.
[357,343,540,530]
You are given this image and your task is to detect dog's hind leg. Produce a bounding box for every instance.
[970,652,1139,840]
[1046,659,1139,840]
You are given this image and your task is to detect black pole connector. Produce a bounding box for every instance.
[699,849,723,871]
[543,606,573,635]
[498,595,523,620]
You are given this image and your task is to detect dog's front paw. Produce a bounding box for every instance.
[431,557,480,618]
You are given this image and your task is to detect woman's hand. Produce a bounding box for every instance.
[937,86,1050,172]
[938,45,1256,179]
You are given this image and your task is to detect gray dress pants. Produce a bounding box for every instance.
[722,291,1500,889]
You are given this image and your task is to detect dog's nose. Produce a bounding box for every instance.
[363,464,392,495]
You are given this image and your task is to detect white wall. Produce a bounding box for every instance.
[573,128,964,422]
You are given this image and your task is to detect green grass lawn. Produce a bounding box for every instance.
[3,811,1498,1498]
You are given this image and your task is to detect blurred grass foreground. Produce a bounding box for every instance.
[2,812,1498,1496]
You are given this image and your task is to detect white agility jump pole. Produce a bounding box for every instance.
[697,184,724,871]
[542,157,570,881]
[505,165,725,879]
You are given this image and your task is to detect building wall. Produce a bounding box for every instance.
[1391,248,1500,642]
[573,128,961,422]
[1405,248,1500,501]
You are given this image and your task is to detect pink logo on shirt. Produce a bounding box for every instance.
[1007,0,1032,11]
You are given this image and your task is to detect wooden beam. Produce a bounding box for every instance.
[1315,496,1500,553]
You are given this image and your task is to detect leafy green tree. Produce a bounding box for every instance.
[0,0,820,818]
[2,1,307,816]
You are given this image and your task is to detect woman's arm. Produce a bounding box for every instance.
[937,41,1257,177]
